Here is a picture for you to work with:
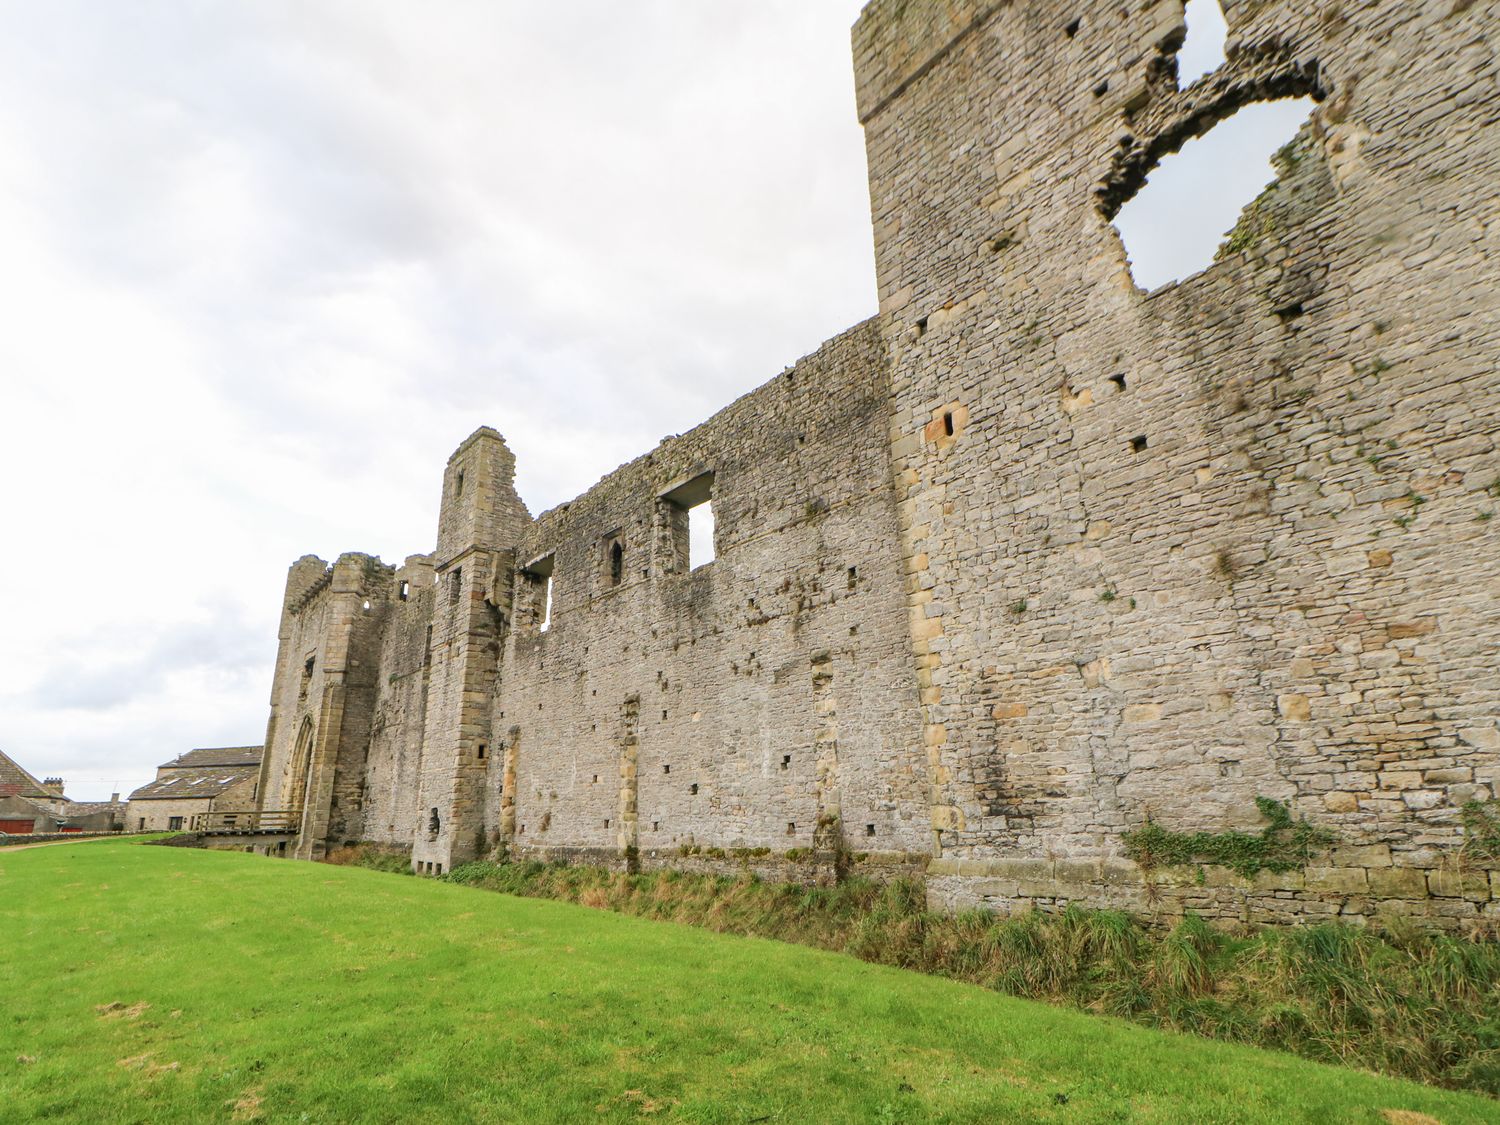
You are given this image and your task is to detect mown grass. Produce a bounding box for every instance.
[433,858,1500,1098]
[2,843,1494,1123]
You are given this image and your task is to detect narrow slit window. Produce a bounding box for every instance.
[609,539,624,586]
[943,411,955,437]
[398,580,410,601]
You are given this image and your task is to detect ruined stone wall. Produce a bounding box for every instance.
[489,322,929,869]
[360,555,437,847]
[855,0,1499,926]
[257,552,397,858]
[245,0,1499,928]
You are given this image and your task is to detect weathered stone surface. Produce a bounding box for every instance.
[242,0,1497,928]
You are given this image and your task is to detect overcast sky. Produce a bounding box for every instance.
[0,0,1308,801]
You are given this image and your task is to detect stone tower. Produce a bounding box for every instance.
[855,0,1500,904]
[411,427,531,872]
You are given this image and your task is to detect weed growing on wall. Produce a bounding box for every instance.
[1461,801,1500,863]
[1123,797,1334,878]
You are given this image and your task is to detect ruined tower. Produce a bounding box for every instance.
[411,428,529,872]
[855,0,1500,913]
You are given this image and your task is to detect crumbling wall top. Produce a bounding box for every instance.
[852,0,999,124]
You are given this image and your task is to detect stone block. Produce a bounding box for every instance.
[1304,867,1368,894]
[1278,694,1311,721]
[1367,867,1428,898]
[1428,870,1491,901]
[1323,792,1360,813]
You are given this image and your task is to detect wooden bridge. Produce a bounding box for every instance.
[199,809,302,836]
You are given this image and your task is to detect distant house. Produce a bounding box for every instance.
[125,747,263,833]
[0,748,126,835]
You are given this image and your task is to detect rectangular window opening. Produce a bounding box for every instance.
[660,472,715,571]
[605,534,625,588]
[523,554,555,633]
[399,579,410,601]
[477,743,487,761]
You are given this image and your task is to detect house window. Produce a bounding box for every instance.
[168,817,183,831]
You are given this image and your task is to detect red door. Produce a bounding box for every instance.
[0,819,35,834]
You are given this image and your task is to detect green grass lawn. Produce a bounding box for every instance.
[0,842,1493,1124]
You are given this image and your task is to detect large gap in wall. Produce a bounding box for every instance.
[1111,97,1315,291]
[1176,0,1228,86]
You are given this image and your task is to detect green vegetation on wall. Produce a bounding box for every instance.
[1462,801,1500,863]
[1123,797,1334,878]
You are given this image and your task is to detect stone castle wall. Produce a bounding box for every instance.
[250,0,1499,928]
[488,322,928,871]
[855,0,1499,926]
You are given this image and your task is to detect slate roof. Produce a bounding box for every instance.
[63,800,126,817]
[128,767,259,802]
[158,746,263,770]
[0,748,62,799]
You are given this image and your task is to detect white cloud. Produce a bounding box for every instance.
[0,0,870,799]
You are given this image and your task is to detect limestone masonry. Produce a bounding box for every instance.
[250,0,1500,929]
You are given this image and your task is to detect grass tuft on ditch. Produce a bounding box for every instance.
[2,840,1496,1124]
[434,857,1500,1098]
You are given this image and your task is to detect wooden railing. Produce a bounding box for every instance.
[199,809,303,835]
